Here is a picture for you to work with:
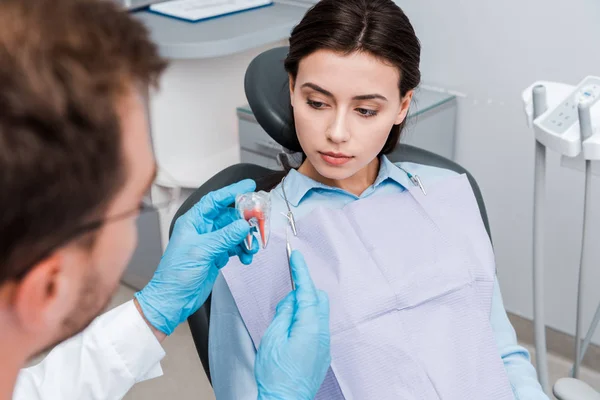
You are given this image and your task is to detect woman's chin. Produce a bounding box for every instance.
[300,155,365,182]
[314,162,359,181]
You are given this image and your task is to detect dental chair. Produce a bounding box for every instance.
[169,46,495,386]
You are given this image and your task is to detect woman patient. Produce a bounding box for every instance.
[210,0,548,398]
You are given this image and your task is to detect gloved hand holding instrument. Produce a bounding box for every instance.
[135,180,331,398]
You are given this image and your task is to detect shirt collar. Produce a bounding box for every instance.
[280,155,411,207]
[376,155,414,189]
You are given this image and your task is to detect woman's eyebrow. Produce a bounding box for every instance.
[301,82,333,97]
[301,82,387,101]
[352,93,388,101]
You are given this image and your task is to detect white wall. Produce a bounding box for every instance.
[396,1,600,343]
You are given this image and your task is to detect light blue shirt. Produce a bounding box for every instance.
[209,156,548,400]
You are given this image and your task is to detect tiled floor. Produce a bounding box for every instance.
[27,284,600,399]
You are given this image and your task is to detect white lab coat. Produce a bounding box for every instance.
[13,301,166,400]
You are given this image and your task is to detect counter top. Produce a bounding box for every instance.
[133,3,307,59]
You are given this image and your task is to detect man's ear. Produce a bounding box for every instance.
[13,253,72,334]
[288,74,296,108]
[394,90,414,125]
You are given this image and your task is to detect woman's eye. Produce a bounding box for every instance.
[356,108,378,117]
[307,99,326,109]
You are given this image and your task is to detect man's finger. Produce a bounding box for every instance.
[233,234,259,256]
[214,252,229,269]
[260,292,295,347]
[203,219,251,262]
[317,291,329,315]
[238,252,253,265]
[290,250,319,308]
[288,251,323,338]
[214,207,241,231]
[190,180,256,226]
[236,236,258,265]
[275,291,296,314]
[317,290,330,332]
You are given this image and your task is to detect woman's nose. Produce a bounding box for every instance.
[326,112,350,144]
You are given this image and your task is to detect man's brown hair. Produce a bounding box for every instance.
[0,0,167,282]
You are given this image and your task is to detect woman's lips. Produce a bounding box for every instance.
[319,151,353,166]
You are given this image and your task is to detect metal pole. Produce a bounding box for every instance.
[532,85,549,392]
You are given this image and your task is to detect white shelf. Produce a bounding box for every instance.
[133,3,306,59]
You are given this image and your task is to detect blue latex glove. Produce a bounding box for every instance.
[255,250,331,400]
[135,180,259,335]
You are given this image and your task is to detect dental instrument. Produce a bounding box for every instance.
[398,166,427,196]
[523,76,600,391]
[285,229,296,291]
[281,176,297,290]
[280,176,297,236]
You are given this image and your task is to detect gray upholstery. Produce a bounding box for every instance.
[170,46,491,384]
[244,46,300,152]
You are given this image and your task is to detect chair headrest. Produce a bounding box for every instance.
[244,46,302,152]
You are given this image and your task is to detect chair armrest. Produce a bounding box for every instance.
[553,378,600,400]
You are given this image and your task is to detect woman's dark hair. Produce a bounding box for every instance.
[257,0,421,191]
[286,0,421,154]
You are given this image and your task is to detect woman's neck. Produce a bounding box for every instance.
[297,157,381,197]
